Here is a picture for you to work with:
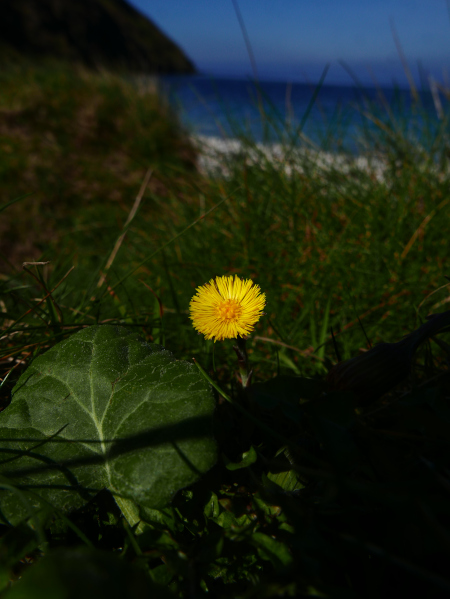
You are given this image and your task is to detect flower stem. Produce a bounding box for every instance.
[192,358,325,470]
[233,335,252,388]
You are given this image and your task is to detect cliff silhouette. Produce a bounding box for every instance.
[0,0,195,74]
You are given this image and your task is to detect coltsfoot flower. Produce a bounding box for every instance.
[189,275,266,342]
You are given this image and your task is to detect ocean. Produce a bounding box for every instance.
[159,75,445,154]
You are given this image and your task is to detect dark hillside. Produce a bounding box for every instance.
[0,0,195,73]
[0,66,199,266]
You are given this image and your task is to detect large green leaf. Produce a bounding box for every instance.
[0,325,216,525]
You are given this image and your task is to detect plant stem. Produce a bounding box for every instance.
[114,495,146,535]
[233,335,252,388]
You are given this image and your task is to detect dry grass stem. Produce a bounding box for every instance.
[97,168,153,289]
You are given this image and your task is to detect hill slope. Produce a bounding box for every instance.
[0,66,199,265]
[0,0,195,73]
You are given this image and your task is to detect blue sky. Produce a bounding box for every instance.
[129,0,449,86]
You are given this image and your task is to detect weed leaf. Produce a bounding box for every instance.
[0,325,217,524]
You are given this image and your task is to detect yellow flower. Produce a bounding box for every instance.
[189,275,266,342]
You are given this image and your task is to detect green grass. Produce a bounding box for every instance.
[0,64,450,598]
[0,63,198,265]
[2,65,448,376]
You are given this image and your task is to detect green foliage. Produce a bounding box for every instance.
[0,325,216,524]
[0,64,197,264]
[3,547,171,599]
[0,65,450,598]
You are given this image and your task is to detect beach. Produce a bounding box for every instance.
[192,134,387,181]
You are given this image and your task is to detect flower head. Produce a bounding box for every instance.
[189,275,266,342]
